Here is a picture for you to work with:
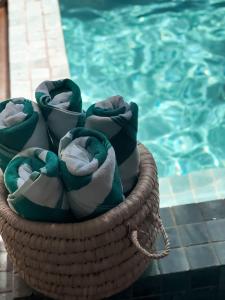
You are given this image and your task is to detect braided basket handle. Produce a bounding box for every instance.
[130,215,170,259]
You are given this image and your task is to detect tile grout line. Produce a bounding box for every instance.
[40,0,52,83]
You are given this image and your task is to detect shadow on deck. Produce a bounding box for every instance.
[0,0,9,100]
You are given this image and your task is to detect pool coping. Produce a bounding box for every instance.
[8,0,70,101]
[159,167,225,208]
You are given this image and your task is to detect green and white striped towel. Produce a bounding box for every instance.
[35,79,85,150]
[85,95,140,194]
[0,98,49,171]
[4,147,71,222]
[59,128,124,220]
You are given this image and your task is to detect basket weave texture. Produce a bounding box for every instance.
[0,144,166,300]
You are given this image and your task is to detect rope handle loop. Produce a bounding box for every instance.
[130,214,170,259]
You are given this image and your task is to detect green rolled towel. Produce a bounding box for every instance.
[4,147,71,222]
[35,79,85,149]
[85,95,140,194]
[59,128,124,220]
[0,98,49,171]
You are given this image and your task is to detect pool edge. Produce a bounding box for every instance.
[8,0,70,100]
[160,167,225,207]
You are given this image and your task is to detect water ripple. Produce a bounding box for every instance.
[60,0,225,177]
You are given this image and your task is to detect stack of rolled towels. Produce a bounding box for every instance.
[0,79,140,222]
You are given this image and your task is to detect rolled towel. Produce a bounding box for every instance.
[0,98,49,171]
[85,95,140,194]
[4,147,71,222]
[59,128,124,220]
[35,79,85,149]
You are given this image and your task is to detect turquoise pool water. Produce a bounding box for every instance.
[60,0,225,178]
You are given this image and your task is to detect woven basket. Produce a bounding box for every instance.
[0,144,169,300]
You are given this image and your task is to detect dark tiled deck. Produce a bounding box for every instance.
[107,200,225,300]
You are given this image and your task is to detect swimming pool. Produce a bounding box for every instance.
[60,0,225,179]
